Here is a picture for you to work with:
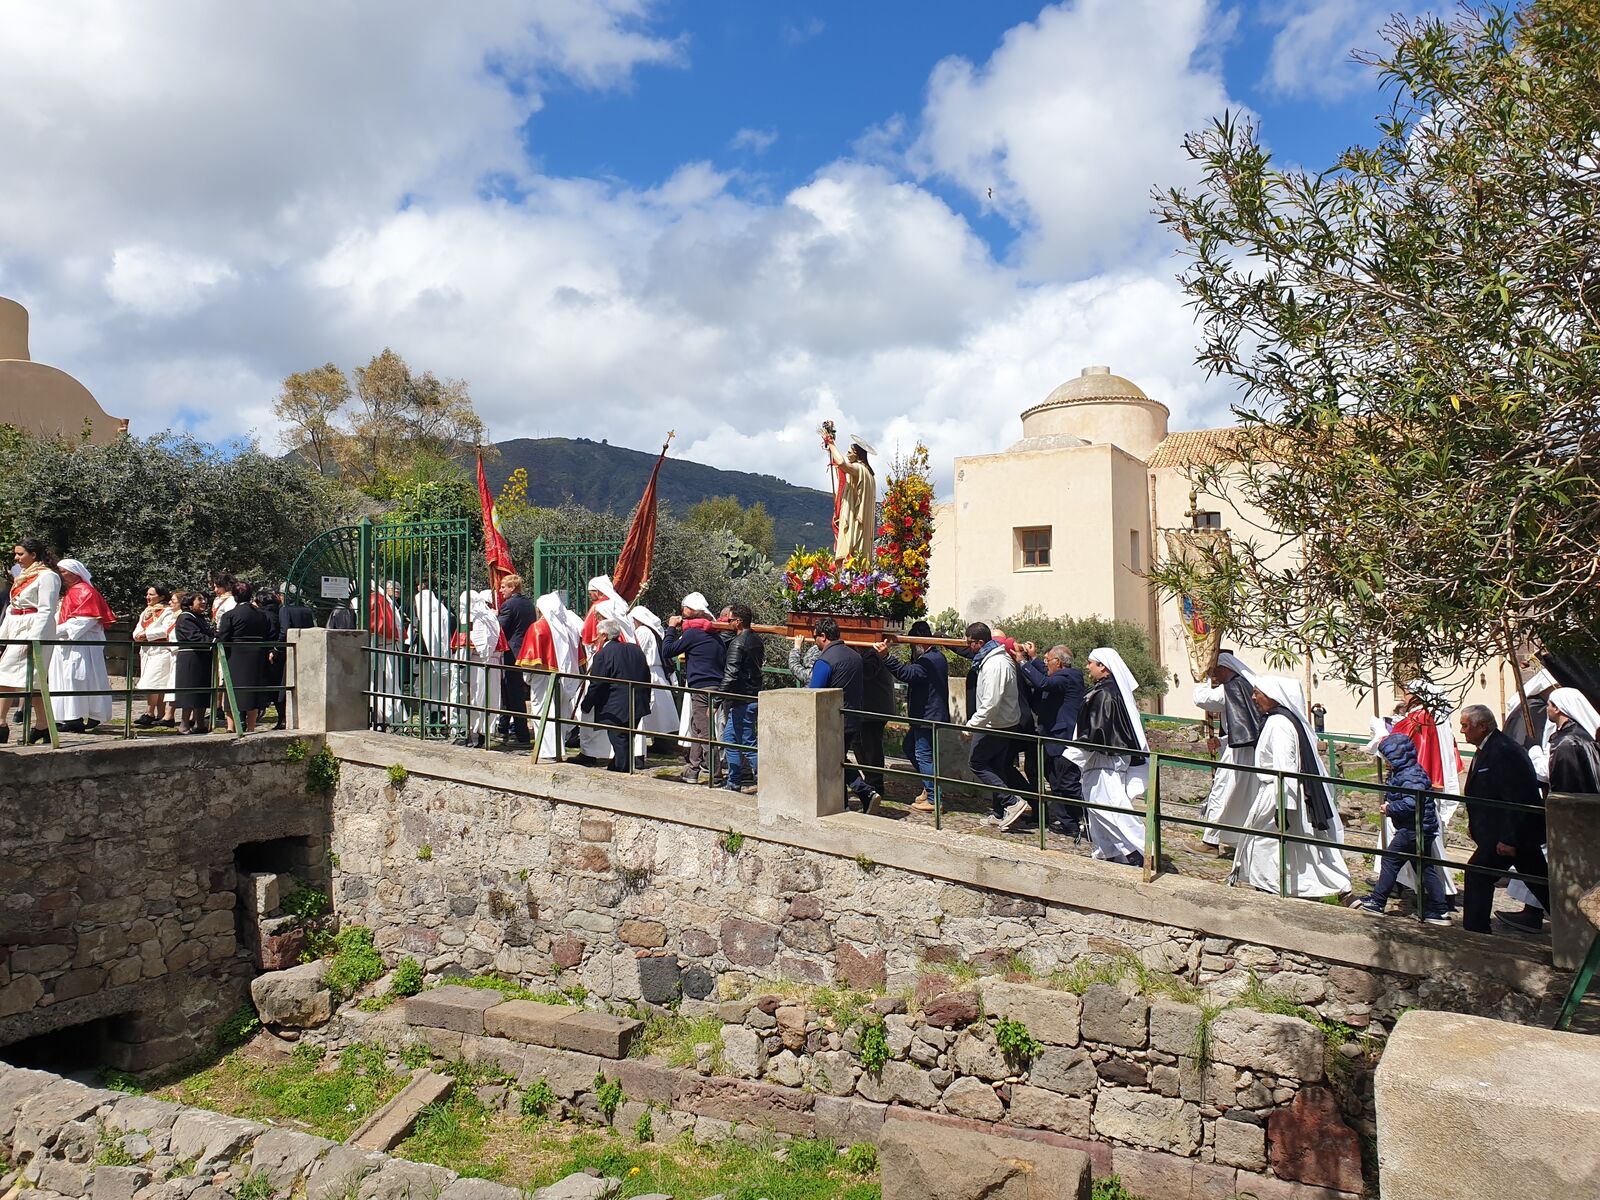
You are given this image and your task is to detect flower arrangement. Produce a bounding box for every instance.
[783,441,935,621]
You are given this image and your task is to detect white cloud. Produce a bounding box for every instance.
[781,16,826,46]
[910,0,1237,276]
[0,1,1243,498]
[1260,0,1421,101]
[730,128,779,154]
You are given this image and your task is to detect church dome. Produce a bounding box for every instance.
[1019,365,1170,459]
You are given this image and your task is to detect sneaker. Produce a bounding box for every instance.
[997,799,1031,831]
[1495,909,1543,934]
[860,789,882,816]
[739,784,759,795]
[1049,819,1082,839]
[1423,914,1452,927]
[679,769,702,785]
[1348,899,1386,916]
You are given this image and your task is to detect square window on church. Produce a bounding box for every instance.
[1015,526,1052,570]
[1194,511,1223,530]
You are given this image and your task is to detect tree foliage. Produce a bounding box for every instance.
[1151,0,1600,689]
[0,428,350,613]
[684,494,776,558]
[274,348,487,495]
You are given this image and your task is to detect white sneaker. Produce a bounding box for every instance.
[997,799,1031,831]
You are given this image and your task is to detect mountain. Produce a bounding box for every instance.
[486,437,834,552]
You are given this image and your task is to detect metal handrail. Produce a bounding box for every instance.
[839,705,1544,916]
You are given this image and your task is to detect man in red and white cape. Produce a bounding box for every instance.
[50,558,117,732]
[516,591,584,761]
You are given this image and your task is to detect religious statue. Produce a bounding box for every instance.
[820,420,877,562]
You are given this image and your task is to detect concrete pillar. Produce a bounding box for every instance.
[757,687,845,821]
[287,628,367,733]
[1375,1009,1600,1199]
[1546,790,1600,968]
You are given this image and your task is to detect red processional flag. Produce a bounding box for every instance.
[476,449,516,601]
[611,431,673,604]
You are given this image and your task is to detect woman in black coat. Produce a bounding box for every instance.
[253,586,286,728]
[217,581,275,731]
[172,590,216,734]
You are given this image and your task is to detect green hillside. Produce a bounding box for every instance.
[487,436,833,553]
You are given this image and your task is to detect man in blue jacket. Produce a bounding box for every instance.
[663,594,727,784]
[1019,642,1086,836]
[876,620,949,813]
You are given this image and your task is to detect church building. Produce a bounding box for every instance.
[0,297,128,445]
[925,366,1513,733]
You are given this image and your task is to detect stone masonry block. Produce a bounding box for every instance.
[483,1000,571,1047]
[1148,998,1204,1057]
[1208,1008,1324,1082]
[878,1113,1092,1200]
[405,985,505,1035]
[349,1070,456,1152]
[1079,985,1149,1049]
[553,1010,643,1059]
[1092,1087,1201,1156]
[516,1045,603,1099]
[1110,1145,1239,1200]
[977,979,1081,1046]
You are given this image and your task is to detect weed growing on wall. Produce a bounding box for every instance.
[304,744,340,793]
[215,1003,261,1052]
[284,738,309,763]
[386,763,409,786]
[593,1073,624,1122]
[520,1079,556,1118]
[281,885,329,922]
[993,1016,1042,1067]
[234,1171,275,1200]
[390,957,424,997]
[416,844,433,861]
[718,828,745,855]
[633,1108,654,1143]
[324,927,385,1000]
[858,1021,889,1075]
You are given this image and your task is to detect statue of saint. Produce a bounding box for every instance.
[821,423,877,563]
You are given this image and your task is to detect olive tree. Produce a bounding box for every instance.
[1151,0,1600,690]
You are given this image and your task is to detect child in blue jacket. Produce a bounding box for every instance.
[1351,733,1451,924]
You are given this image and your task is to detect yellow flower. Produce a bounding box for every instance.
[629,1168,641,1177]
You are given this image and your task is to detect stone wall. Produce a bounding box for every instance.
[0,735,328,1072]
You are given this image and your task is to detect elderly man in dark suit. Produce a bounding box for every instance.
[496,574,536,744]
[581,618,651,772]
[1459,704,1549,935]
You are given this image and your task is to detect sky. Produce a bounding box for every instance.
[0,0,1423,494]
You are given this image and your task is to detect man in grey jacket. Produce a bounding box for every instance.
[965,622,1032,830]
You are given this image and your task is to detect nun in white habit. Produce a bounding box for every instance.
[411,583,453,729]
[1233,676,1353,898]
[1065,647,1152,865]
[524,591,583,762]
[1193,651,1266,849]
[577,575,635,762]
[628,604,681,740]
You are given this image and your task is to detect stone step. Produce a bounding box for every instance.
[346,1068,456,1151]
[405,987,643,1059]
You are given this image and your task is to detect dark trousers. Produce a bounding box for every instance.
[1046,753,1085,827]
[1370,829,1449,917]
[970,729,1029,810]
[604,728,633,772]
[858,719,887,793]
[844,727,875,799]
[499,653,530,739]
[1463,841,1551,933]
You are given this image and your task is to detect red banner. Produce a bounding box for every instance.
[612,433,673,603]
[477,450,515,598]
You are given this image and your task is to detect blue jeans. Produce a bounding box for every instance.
[903,724,938,802]
[1370,828,1448,917]
[721,700,758,789]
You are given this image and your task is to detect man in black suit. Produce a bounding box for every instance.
[496,574,536,744]
[581,618,650,772]
[1459,704,1549,935]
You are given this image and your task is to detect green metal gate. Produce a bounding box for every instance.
[527,536,622,605]
[286,517,473,736]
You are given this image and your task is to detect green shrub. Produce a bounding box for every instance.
[633,1108,654,1142]
[520,1078,556,1118]
[994,1016,1042,1066]
[284,739,309,763]
[386,762,408,786]
[843,1142,879,1174]
[389,956,424,997]
[325,926,384,1000]
[593,1073,624,1122]
[718,828,745,854]
[859,1021,889,1074]
[280,885,329,922]
[417,844,433,861]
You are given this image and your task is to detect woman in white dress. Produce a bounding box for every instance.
[1065,646,1152,866]
[133,583,179,727]
[49,558,117,732]
[1232,676,1353,898]
[0,537,61,744]
[628,604,682,754]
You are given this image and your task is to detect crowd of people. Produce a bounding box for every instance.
[0,537,310,743]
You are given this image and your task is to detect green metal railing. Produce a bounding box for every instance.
[526,536,624,607]
[0,637,296,748]
[841,705,1540,921]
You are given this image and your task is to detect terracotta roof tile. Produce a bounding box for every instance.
[1145,427,1241,469]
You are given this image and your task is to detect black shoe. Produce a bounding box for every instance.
[159,718,177,728]
[10,710,21,725]
[0,725,8,745]
[26,727,49,745]
[57,719,86,733]
[1495,909,1543,935]
[133,714,156,728]
[84,719,100,731]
